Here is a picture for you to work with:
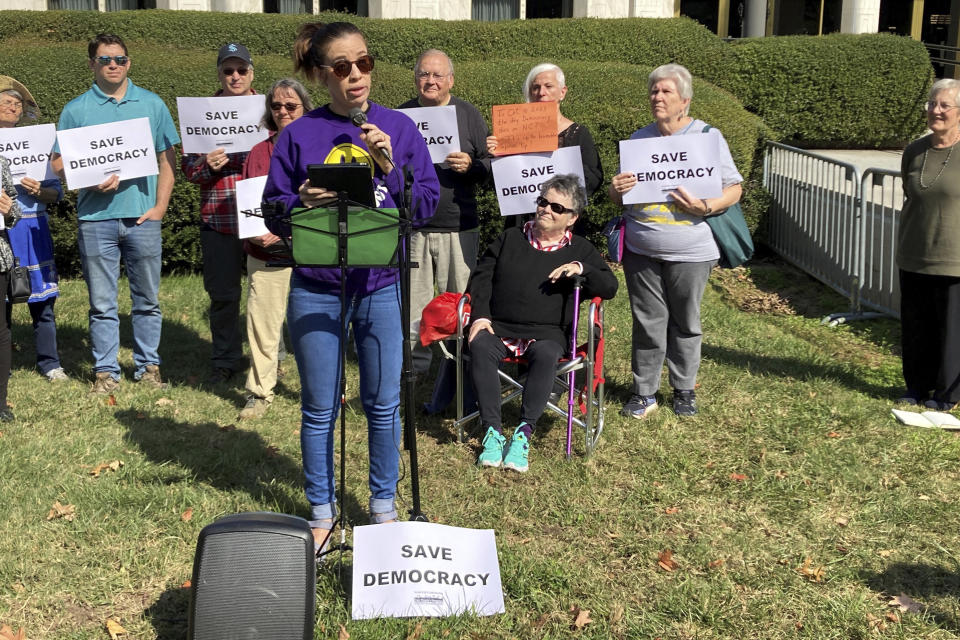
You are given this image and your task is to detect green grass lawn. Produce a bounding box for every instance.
[2,261,958,640]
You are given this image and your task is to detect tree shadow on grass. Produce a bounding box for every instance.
[119,408,369,638]
[863,562,960,632]
[701,343,896,399]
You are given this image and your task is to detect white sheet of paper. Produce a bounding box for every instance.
[235,175,269,239]
[0,123,56,182]
[491,146,585,216]
[56,117,158,190]
[397,105,461,164]
[619,134,723,205]
[351,521,505,620]
[177,95,268,154]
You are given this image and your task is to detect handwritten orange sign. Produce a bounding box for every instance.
[491,102,558,156]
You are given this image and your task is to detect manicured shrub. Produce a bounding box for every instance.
[727,33,932,148]
[0,37,767,274]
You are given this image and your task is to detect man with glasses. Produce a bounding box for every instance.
[51,33,180,394]
[182,43,257,385]
[397,49,491,385]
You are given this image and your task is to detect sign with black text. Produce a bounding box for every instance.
[397,105,460,164]
[618,134,723,204]
[491,146,585,216]
[236,175,269,239]
[0,124,56,181]
[177,95,268,154]
[351,522,504,619]
[56,118,158,190]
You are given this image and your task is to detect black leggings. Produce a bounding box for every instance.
[0,271,10,406]
[469,330,565,430]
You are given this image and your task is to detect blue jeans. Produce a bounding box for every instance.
[77,218,162,380]
[287,273,402,523]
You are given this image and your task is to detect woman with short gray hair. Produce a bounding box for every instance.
[609,63,743,419]
[895,77,960,410]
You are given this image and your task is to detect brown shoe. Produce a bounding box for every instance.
[238,396,270,420]
[91,372,120,394]
[139,365,169,390]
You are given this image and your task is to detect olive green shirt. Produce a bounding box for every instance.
[898,134,960,277]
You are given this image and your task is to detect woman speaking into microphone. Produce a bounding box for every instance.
[263,21,439,554]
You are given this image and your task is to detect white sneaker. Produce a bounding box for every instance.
[45,367,68,382]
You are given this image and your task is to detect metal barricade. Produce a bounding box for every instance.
[763,142,861,315]
[763,142,903,324]
[858,168,902,319]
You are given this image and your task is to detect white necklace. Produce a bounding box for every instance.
[919,132,959,189]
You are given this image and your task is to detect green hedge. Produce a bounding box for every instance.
[728,33,932,148]
[0,37,768,275]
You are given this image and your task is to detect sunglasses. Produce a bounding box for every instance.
[320,55,375,79]
[221,66,250,77]
[536,195,575,214]
[94,55,129,66]
[271,102,302,112]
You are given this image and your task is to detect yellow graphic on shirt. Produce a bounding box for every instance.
[324,143,374,178]
[632,202,693,226]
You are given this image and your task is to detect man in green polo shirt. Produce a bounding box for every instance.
[51,33,180,394]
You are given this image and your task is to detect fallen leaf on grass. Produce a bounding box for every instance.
[405,620,423,640]
[707,558,725,569]
[265,445,280,458]
[181,580,191,589]
[729,473,747,482]
[46,500,75,521]
[827,431,841,438]
[795,557,824,583]
[219,424,236,432]
[155,397,173,407]
[865,612,887,632]
[570,606,592,630]
[338,624,349,639]
[878,549,894,558]
[0,624,25,640]
[105,618,127,639]
[106,394,117,406]
[888,593,923,613]
[90,460,123,477]
[664,507,679,515]
[657,549,678,571]
[606,531,620,539]
[835,517,849,527]
[531,613,550,630]
[609,604,624,625]
[181,507,193,522]
[136,412,145,419]
[885,611,900,623]
[775,470,788,479]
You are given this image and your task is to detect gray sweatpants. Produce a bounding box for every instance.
[622,251,715,396]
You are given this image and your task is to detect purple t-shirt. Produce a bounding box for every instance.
[264,101,440,295]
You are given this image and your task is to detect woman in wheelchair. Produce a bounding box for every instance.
[467,174,618,472]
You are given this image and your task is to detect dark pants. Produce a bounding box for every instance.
[900,269,960,404]
[6,297,59,374]
[470,330,564,430]
[0,272,10,405]
[201,226,244,370]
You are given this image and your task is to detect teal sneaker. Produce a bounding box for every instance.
[502,427,530,473]
[477,426,506,468]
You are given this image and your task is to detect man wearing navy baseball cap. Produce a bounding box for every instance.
[182,43,257,385]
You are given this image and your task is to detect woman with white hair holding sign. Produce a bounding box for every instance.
[0,76,66,382]
[609,63,742,419]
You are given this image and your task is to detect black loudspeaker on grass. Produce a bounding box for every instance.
[188,512,315,640]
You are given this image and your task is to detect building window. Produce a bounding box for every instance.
[526,0,571,18]
[48,0,97,7]
[104,0,157,7]
[473,0,519,21]
[315,0,368,15]
[265,0,311,13]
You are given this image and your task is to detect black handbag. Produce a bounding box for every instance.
[7,257,30,304]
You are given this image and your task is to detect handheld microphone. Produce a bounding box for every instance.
[348,107,393,165]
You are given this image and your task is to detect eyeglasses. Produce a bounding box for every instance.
[416,71,450,81]
[320,55,375,79]
[94,55,129,66]
[0,98,22,110]
[926,101,959,112]
[221,66,250,77]
[271,102,302,112]
[536,196,575,214]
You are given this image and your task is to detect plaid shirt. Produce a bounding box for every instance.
[499,221,575,356]
[180,89,257,235]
